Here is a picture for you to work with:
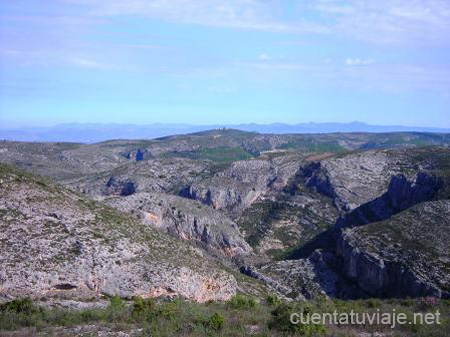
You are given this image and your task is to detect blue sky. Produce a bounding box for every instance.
[0,0,449,128]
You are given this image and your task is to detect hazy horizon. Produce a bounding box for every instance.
[2,120,450,130]
[2,121,449,144]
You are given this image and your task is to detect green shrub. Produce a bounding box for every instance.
[131,297,157,318]
[268,302,326,336]
[106,296,128,322]
[228,294,258,310]
[267,295,282,306]
[0,298,38,314]
[366,298,381,308]
[79,309,106,322]
[194,312,225,332]
[131,297,182,323]
[158,301,180,320]
[109,296,125,310]
[208,312,225,331]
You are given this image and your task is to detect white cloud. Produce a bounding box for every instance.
[345,58,374,66]
[258,54,270,61]
[330,0,450,45]
[61,0,450,46]
[240,58,450,94]
[63,0,293,32]
[71,57,132,71]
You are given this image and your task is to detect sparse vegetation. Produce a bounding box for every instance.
[1,297,448,336]
[228,294,258,310]
[162,146,254,162]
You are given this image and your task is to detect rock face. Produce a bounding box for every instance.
[301,162,337,200]
[122,148,151,161]
[237,182,338,259]
[103,192,252,257]
[0,165,237,302]
[337,171,443,228]
[179,160,276,218]
[178,156,302,219]
[69,157,214,197]
[336,200,450,298]
[304,150,401,211]
[106,177,137,196]
[387,172,443,210]
[246,148,450,299]
[246,250,366,300]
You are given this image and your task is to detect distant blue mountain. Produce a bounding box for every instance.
[1,122,449,143]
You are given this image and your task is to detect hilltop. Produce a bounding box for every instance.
[1,122,450,143]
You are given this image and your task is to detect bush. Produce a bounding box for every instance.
[131,297,182,323]
[131,297,157,318]
[106,296,128,322]
[268,302,326,336]
[228,294,258,310]
[366,298,381,308]
[109,296,125,310]
[194,312,225,332]
[267,294,282,306]
[158,301,180,320]
[0,298,39,314]
[208,313,225,331]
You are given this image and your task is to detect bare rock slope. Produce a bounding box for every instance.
[0,164,237,302]
[338,200,450,298]
[103,192,252,257]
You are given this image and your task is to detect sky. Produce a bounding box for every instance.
[0,0,449,128]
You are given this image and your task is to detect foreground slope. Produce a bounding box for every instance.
[0,164,237,302]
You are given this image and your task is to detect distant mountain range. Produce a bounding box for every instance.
[1,122,449,143]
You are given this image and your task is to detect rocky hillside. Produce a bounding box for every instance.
[0,130,449,304]
[1,130,449,181]
[0,164,238,302]
[338,200,450,298]
[249,147,450,299]
[103,192,252,257]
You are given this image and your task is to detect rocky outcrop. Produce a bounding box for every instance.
[240,266,292,297]
[313,150,401,211]
[335,200,450,298]
[178,157,302,219]
[179,160,277,218]
[105,177,137,196]
[122,148,151,161]
[336,233,446,298]
[0,165,237,302]
[253,167,449,300]
[244,250,367,300]
[104,192,252,257]
[299,162,337,199]
[337,171,443,228]
[69,157,213,198]
[1,136,449,304]
[387,171,443,210]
